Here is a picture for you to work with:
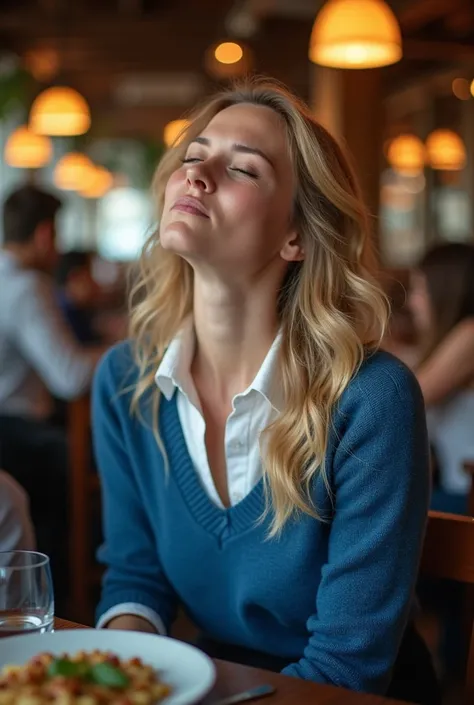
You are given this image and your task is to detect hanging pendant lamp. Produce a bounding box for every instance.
[163,120,190,148]
[387,134,425,176]
[309,0,402,69]
[4,126,53,168]
[425,129,466,171]
[79,166,113,199]
[30,86,91,136]
[54,152,95,191]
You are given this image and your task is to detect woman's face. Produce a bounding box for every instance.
[408,270,432,334]
[159,103,303,281]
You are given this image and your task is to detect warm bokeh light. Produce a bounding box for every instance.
[54,153,95,190]
[24,49,59,82]
[163,119,190,147]
[387,134,425,176]
[214,42,244,65]
[79,166,114,199]
[471,78,474,98]
[425,129,466,171]
[452,78,470,100]
[309,0,402,68]
[30,86,91,136]
[4,126,52,168]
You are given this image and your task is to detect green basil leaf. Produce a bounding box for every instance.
[47,658,86,679]
[89,663,130,688]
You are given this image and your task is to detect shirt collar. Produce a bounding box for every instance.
[155,317,196,402]
[237,330,283,412]
[155,319,283,412]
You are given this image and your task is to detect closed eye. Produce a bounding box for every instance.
[229,167,259,179]
[181,157,258,179]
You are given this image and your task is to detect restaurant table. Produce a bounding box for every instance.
[55,618,409,705]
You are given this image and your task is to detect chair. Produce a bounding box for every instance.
[420,511,474,704]
[463,461,474,516]
[68,394,102,623]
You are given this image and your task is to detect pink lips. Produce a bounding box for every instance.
[172,196,209,218]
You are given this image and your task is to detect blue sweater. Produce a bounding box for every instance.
[93,342,430,695]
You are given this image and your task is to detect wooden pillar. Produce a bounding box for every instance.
[461,96,474,238]
[310,66,384,242]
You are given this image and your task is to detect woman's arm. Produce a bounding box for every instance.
[92,344,179,632]
[417,319,474,406]
[106,615,158,632]
[282,354,430,694]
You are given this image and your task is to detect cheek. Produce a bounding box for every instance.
[163,171,184,209]
[222,185,284,230]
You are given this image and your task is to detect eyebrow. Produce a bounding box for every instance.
[190,136,273,167]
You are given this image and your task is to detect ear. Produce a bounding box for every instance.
[280,230,305,263]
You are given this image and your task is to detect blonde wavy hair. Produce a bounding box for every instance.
[130,78,389,536]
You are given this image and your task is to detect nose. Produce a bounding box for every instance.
[186,163,215,193]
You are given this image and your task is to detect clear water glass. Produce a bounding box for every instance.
[0,551,54,637]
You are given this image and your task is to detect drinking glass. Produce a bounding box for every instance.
[0,551,54,636]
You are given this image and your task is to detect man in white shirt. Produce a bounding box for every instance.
[0,184,102,602]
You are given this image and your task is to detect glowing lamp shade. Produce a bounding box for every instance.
[205,41,252,79]
[387,134,425,176]
[30,86,91,136]
[425,129,466,171]
[4,126,52,168]
[309,0,402,69]
[164,119,190,147]
[79,166,113,199]
[54,153,94,191]
[214,42,243,65]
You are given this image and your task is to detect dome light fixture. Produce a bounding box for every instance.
[30,86,91,136]
[4,126,53,168]
[309,0,402,69]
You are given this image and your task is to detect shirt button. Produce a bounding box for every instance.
[233,493,243,503]
[231,440,243,450]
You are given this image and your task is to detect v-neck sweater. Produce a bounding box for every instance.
[93,341,430,695]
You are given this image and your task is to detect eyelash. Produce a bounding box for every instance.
[180,157,258,179]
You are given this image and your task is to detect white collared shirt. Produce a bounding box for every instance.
[155,319,282,508]
[97,321,282,631]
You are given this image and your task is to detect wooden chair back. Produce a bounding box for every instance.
[463,461,474,516]
[68,394,101,623]
[421,511,474,704]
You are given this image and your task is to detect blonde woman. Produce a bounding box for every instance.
[93,80,437,703]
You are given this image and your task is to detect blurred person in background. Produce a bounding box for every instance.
[55,250,101,345]
[409,242,474,516]
[0,184,103,602]
[409,243,474,692]
[0,470,35,552]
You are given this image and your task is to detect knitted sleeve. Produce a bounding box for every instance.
[93,343,178,631]
[282,353,430,694]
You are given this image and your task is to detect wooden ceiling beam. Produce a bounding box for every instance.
[399,0,464,31]
[403,38,474,61]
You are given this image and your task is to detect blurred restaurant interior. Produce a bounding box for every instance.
[1,0,474,702]
[0,0,473,266]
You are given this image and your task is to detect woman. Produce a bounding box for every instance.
[93,80,436,702]
[409,243,474,515]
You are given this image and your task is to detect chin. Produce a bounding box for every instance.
[160,221,209,258]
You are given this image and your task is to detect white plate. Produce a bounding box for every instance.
[0,629,216,705]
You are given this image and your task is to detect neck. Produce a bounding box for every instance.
[191,274,280,403]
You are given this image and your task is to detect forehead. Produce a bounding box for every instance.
[199,103,291,163]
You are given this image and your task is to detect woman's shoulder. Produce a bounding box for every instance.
[94,340,140,398]
[338,349,424,422]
